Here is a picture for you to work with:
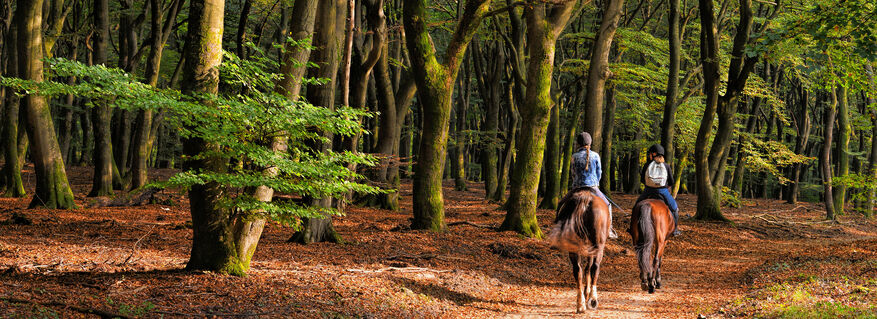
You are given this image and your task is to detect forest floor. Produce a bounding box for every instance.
[1,165,876,318]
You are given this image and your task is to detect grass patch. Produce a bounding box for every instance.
[721,257,877,318]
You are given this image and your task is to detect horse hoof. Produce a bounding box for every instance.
[576,306,587,313]
[641,283,649,291]
[656,282,662,289]
[648,286,655,294]
[588,299,599,309]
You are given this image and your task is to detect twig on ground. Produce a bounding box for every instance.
[447,221,496,229]
[124,224,157,264]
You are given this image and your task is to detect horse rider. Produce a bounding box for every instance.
[570,132,619,239]
[637,144,681,236]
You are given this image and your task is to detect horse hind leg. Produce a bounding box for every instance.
[570,253,586,313]
[655,240,668,290]
[587,249,605,309]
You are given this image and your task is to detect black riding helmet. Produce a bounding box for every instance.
[648,144,665,157]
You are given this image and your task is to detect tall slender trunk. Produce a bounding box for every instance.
[661,0,681,168]
[538,97,562,209]
[1,22,25,198]
[89,0,114,197]
[583,0,624,153]
[822,90,837,220]
[787,86,810,204]
[600,85,617,191]
[494,82,518,203]
[832,85,850,215]
[451,58,470,191]
[16,0,76,209]
[866,64,876,215]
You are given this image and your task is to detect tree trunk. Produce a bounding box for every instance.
[404,0,492,231]
[1,23,25,198]
[538,97,561,209]
[694,0,755,221]
[450,60,469,191]
[822,90,837,220]
[661,0,681,168]
[866,64,876,215]
[501,1,576,238]
[88,0,114,197]
[16,0,76,209]
[832,85,849,216]
[290,0,345,244]
[600,86,617,191]
[181,0,261,276]
[472,41,501,199]
[582,0,624,153]
[494,82,518,203]
[787,86,810,204]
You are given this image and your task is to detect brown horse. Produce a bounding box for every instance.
[547,187,610,312]
[629,199,675,294]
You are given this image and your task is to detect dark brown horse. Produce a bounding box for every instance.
[547,187,610,312]
[629,199,675,294]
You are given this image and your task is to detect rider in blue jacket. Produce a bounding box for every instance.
[571,132,618,239]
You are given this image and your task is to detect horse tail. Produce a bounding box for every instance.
[548,189,596,255]
[635,202,655,280]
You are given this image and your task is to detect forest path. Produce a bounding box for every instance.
[2,170,876,318]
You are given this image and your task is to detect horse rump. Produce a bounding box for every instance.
[547,188,599,256]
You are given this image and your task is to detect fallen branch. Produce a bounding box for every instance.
[384,253,466,262]
[345,267,452,274]
[447,221,496,229]
[0,296,130,319]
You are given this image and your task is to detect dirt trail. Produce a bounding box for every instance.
[1,167,875,318]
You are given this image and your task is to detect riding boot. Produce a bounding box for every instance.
[608,205,618,239]
[671,210,681,237]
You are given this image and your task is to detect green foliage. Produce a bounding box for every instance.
[740,134,816,184]
[0,54,381,229]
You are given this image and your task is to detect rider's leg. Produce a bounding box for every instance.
[657,188,680,235]
[590,188,618,239]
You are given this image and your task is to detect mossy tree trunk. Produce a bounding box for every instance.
[1,22,25,198]
[538,98,561,210]
[181,0,257,276]
[501,1,576,239]
[404,0,493,231]
[16,0,76,209]
[88,0,114,197]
